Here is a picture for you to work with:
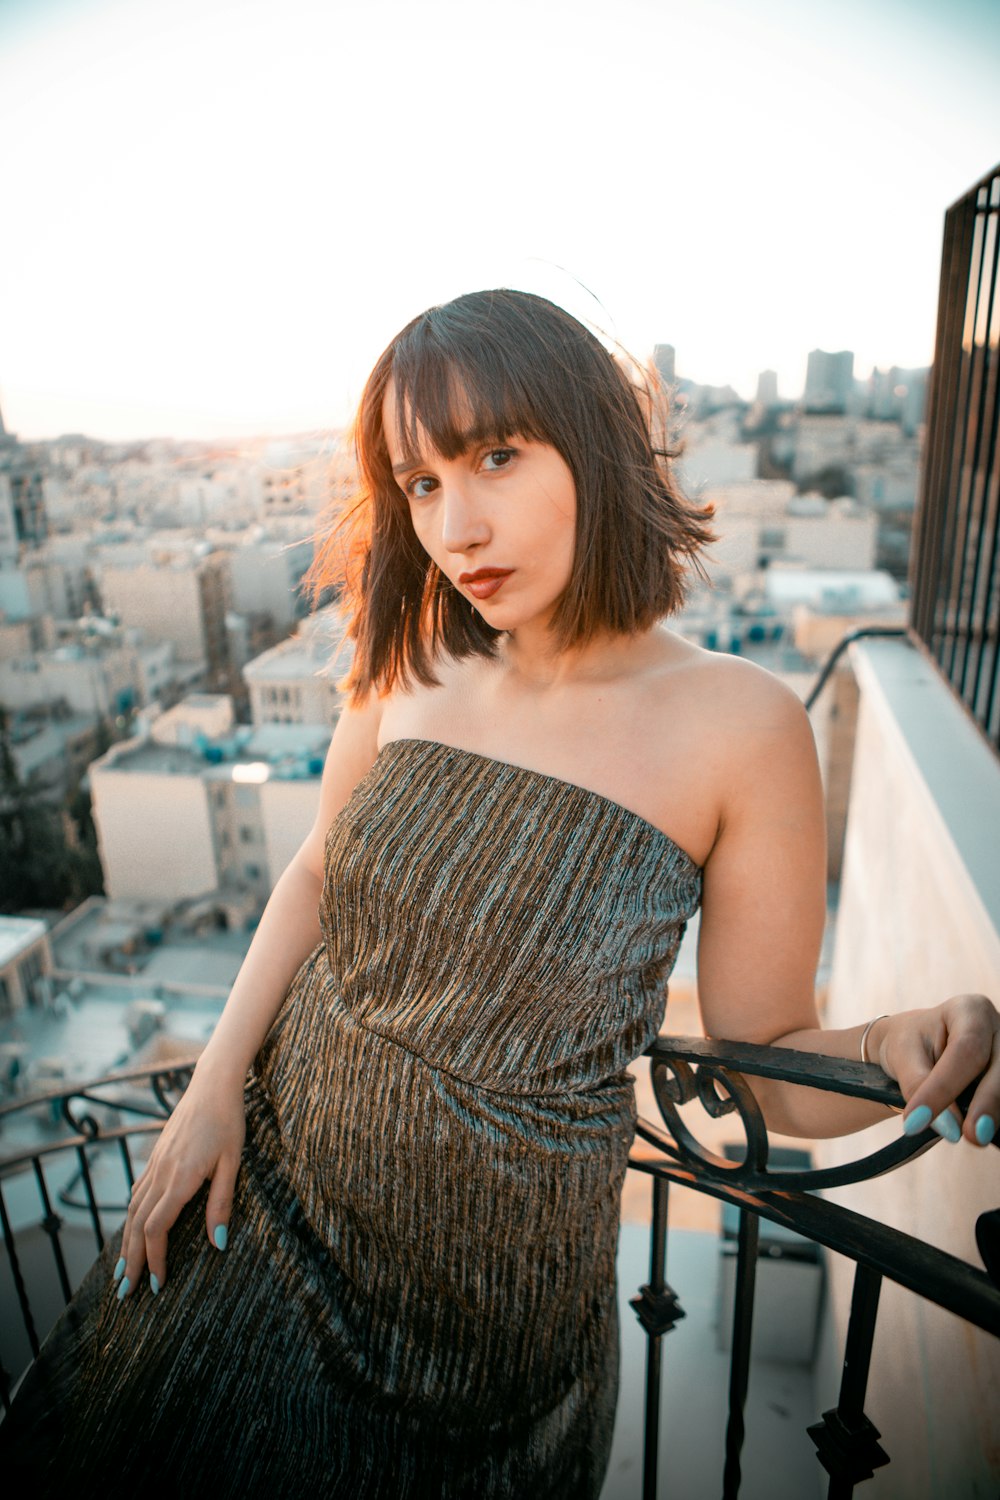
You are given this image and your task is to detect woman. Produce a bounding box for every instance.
[3,289,998,1497]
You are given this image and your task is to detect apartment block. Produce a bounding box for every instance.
[243,609,348,728]
[98,551,230,684]
[90,697,328,903]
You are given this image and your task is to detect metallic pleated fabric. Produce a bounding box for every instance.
[1,738,702,1498]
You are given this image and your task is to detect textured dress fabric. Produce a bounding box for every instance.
[1,738,702,1499]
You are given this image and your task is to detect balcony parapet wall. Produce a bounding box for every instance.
[817,635,1000,1494]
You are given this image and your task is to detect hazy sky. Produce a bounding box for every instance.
[1,0,998,442]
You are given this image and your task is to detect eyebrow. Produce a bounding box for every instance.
[389,422,509,476]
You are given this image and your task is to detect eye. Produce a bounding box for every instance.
[405,474,438,500]
[481,447,515,472]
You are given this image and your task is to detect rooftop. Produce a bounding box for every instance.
[0,917,48,969]
[98,721,330,780]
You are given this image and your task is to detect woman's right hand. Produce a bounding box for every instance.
[113,1059,246,1299]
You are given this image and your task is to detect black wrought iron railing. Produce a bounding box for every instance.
[0,1063,194,1406]
[910,162,1000,756]
[627,1037,999,1500]
[1,1050,998,1497]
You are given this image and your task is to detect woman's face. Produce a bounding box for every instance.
[382,382,577,636]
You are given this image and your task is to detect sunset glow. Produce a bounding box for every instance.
[1,0,998,442]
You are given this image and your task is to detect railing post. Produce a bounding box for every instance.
[630,1173,686,1500]
[721,1206,760,1500]
[33,1158,72,1306]
[0,1180,40,1363]
[807,1261,890,1497]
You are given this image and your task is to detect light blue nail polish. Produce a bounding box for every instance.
[903,1104,932,1135]
[116,1277,130,1301]
[113,1257,126,1282]
[975,1114,996,1146]
[213,1224,228,1252]
[931,1109,961,1143]
[150,1274,161,1296]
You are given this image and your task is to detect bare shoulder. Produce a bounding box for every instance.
[653,629,810,745]
[644,630,819,854]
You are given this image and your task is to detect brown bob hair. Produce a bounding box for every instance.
[307,289,715,701]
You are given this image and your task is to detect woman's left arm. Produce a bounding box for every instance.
[694,669,999,1145]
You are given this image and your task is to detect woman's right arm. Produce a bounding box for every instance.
[115,692,383,1298]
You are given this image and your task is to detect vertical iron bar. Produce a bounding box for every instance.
[941,198,986,683]
[970,189,1000,744]
[0,1177,40,1358]
[119,1134,137,1193]
[807,1260,889,1497]
[911,164,1000,754]
[721,1207,760,1500]
[835,1261,882,1427]
[32,1157,73,1306]
[931,193,978,664]
[76,1143,105,1254]
[910,197,959,639]
[954,193,997,704]
[641,1174,669,1500]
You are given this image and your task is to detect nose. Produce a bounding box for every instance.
[440,478,490,555]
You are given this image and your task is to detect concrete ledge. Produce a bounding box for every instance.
[850,636,1000,965]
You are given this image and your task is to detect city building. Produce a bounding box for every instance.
[97,549,230,686]
[90,695,328,905]
[0,916,52,1021]
[243,607,348,727]
[755,369,779,407]
[803,348,854,413]
[653,343,675,386]
[213,525,313,634]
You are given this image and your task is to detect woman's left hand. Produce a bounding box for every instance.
[873,993,1000,1146]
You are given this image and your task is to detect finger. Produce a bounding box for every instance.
[142,1177,203,1291]
[118,1196,153,1300]
[116,1172,154,1289]
[205,1154,240,1253]
[899,1019,992,1142]
[959,1035,1000,1148]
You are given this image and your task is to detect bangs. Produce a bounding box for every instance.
[386,313,553,470]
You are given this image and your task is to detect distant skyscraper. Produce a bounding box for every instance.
[756,370,779,406]
[804,349,854,413]
[868,367,897,420]
[0,394,19,451]
[653,344,676,386]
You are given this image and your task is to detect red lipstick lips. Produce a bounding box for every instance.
[459,568,514,600]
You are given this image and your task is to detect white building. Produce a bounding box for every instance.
[764,566,900,615]
[755,370,779,407]
[9,715,99,800]
[0,472,19,566]
[90,698,329,903]
[216,528,313,632]
[784,495,878,571]
[0,640,139,716]
[791,414,855,482]
[0,916,52,1020]
[98,550,229,675]
[703,482,877,577]
[243,609,348,727]
[677,411,757,491]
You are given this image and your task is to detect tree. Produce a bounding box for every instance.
[0,705,105,912]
